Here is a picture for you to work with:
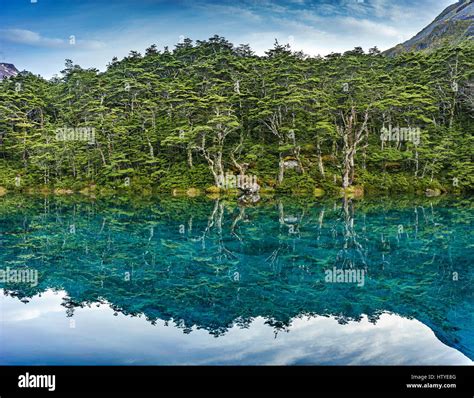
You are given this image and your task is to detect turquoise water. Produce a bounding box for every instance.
[0,195,472,364]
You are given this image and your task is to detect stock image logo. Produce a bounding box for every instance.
[0,267,38,287]
[216,173,258,190]
[324,267,366,287]
[380,126,421,145]
[55,126,96,144]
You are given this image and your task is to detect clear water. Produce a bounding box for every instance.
[0,194,472,365]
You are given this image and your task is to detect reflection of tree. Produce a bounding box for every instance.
[265,200,309,273]
[335,197,367,270]
[197,199,220,248]
[0,195,472,358]
[198,199,237,263]
[278,200,304,237]
[230,206,246,242]
[265,318,290,339]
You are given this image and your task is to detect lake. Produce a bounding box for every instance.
[0,194,472,365]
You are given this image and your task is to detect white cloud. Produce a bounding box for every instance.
[1,29,105,50]
[2,29,63,47]
[340,17,400,38]
[2,288,470,365]
[192,3,262,22]
[3,0,459,78]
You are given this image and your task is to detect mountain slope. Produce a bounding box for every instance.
[384,0,473,56]
[0,63,19,79]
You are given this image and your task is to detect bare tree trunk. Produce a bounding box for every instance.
[231,133,249,176]
[278,153,285,184]
[449,54,459,129]
[216,149,224,180]
[294,145,305,174]
[187,148,193,168]
[146,135,154,158]
[338,107,370,189]
[414,147,419,177]
[317,141,325,178]
[350,150,356,185]
[97,146,107,166]
[342,150,352,189]
[198,134,224,186]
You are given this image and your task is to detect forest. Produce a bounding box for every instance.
[0,36,473,197]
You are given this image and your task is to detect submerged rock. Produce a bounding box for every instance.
[237,180,261,203]
[238,192,260,204]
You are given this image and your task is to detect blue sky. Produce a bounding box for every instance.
[0,0,456,78]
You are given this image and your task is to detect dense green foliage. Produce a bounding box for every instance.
[0,37,472,194]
